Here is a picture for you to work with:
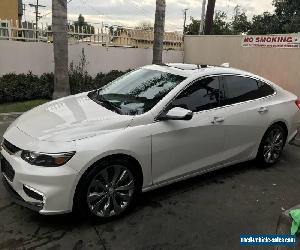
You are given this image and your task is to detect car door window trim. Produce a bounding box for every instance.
[154,73,276,121]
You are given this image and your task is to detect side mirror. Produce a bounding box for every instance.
[159,107,193,121]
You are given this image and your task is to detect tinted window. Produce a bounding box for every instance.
[224,76,275,105]
[223,76,272,105]
[89,69,186,115]
[257,80,275,97]
[171,77,221,112]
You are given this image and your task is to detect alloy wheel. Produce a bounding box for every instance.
[263,128,284,164]
[86,165,135,217]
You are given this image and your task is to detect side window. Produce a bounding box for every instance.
[257,80,275,97]
[171,77,221,112]
[224,76,261,105]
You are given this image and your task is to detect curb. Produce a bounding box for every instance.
[0,112,23,116]
[0,112,23,121]
[276,205,300,250]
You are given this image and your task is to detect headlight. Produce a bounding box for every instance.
[21,150,75,167]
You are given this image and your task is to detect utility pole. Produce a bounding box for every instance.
[183,8,188,35]
[29,0,46,39]
[199,0,207,35]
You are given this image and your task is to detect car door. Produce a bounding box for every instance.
[150,76,226,184]
[219,75,275,164]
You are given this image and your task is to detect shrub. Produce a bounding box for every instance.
[0,70,128,104]
[0,72,54,103]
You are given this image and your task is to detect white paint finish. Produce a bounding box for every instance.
[184,35,300,97]
[14,93,134,142]
[1,64,299,215]
[151,109,225,184]
[0,40,184,76]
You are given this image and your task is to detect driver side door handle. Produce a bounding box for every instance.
[211,117,225,124]
[258,107,269,114]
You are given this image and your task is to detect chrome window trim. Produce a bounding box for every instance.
[154,73,276,121]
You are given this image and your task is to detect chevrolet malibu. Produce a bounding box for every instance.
[1,64,299,220]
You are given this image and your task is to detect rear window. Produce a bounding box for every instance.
[223,76,275,105]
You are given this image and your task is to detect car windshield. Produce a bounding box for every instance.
[88,68,186,115]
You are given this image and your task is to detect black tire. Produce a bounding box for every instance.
[73,158,141,222]
[256,124,287,166]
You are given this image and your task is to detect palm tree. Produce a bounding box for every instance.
[204,0,216,35]
[152,0,166,65]
[52,0,70,99]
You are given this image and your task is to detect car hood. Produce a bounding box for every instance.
[13,93,134,142]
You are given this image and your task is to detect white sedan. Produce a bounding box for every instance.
[1,64,299,220]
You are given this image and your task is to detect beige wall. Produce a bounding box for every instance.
[0,41,184,76]
[184,35,300,97]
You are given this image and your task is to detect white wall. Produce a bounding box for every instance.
[0,41,184,75]
[184,35,300,97]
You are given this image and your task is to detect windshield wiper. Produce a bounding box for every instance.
[97,94,123,114]
[88,91,122,114]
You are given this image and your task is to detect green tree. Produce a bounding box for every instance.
[212,11,232,35]
[185,13,232,35]
[185,17,201,35]
[273,0,300,33]
[231,5,251,34]
[248,12,282,35]
[71,14,95,34]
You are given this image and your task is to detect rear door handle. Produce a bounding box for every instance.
[211,117,225,124]
[258,107,269,114]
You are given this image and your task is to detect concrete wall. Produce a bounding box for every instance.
[0,40,184,76]
[184,35,300,97]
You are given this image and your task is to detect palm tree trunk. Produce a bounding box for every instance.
[52,0,70,99]
[204,0,216,35]
[152,0,166,65]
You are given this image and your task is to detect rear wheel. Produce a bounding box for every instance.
[257,124,287,166]
[74,158,140,221]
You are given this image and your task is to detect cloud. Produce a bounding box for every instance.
[22,0,274,31]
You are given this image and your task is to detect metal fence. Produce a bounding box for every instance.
[0,19,183,50]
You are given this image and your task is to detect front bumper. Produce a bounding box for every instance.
[2,175,43,212]
[0,148,79,215]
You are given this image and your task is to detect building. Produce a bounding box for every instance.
[111,29,183,50]
[0,0,23,26]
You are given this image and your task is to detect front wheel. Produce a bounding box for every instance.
[74,159,140,221]
[257,124,287,166]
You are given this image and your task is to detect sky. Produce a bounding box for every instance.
[22,0,275,31]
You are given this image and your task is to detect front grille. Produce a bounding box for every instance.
[2,139,20,155]
[1,157,15,182]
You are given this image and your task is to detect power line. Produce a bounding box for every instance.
[38,0,75,20]
[29,0,46,36]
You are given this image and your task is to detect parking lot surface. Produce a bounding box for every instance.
[1,115,300,250]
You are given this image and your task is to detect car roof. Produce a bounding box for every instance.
[143,63,256,79]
